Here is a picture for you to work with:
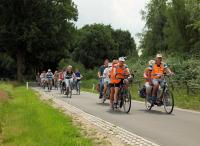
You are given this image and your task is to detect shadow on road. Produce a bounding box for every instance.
[138,109,175,116]
[96,102,110,106]
[106,109,133,115]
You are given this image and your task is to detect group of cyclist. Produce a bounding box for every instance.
[37,65,83,95]
[98,57,132,109]
[98,53,174,109]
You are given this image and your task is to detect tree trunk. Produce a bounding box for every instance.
[16,51,24,82]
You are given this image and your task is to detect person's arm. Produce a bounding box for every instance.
[97,66,102,79]
[164,64,174,75]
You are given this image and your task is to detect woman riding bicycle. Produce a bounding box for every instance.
[109,57,132,108]
[63,65,76,95]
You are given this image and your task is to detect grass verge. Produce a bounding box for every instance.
[0,83,94,146]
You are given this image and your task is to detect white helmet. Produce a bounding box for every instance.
[67,65,72,69]
[119,57,125,62]
[48,69,51,72]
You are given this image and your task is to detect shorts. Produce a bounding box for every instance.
[103,78,110,84]
[152,78,164,87]
[109,80,123,88]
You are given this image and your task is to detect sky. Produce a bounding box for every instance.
[73,0,149,46]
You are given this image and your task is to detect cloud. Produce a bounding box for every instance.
[73,0,149,45]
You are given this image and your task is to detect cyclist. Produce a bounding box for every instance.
[53,70,59,88]
[147,54,173,103]
[98,59,109,99]
[63,65,75,95]
[144,60,155,98]
[59,70,64,87]
[109,60,118,108]
[74,69,83,93]
[46,69,53,90]
[40,71,46,87]
[102,63,112,99]
[110,57,131,108]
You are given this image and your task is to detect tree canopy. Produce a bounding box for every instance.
[0,0,78,81]
[72,24,137,68]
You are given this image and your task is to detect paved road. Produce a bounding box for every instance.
[39,88,200,146]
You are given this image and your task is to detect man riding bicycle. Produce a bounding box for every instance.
[63,65,75,95]
[98,59,109,99]
[110,57,132,108]
[147,54,173,104]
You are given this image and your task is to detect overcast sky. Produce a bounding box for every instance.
[73,0,149,46]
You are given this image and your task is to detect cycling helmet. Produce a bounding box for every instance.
[119,57,125,62]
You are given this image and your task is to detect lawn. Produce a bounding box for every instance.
[0,83,94,146]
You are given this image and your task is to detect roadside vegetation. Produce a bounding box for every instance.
[0,83,94,146]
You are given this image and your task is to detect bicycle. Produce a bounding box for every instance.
[145,74,174,114]
[61,79,72,98]
[112,74,132,113]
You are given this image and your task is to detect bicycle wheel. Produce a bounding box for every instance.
[122,90,131,113]
[163,90,174,114]
[145,96,153,111]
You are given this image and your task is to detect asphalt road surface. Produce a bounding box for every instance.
[37,87,200,146]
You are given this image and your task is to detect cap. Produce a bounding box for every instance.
[156,54,163,58]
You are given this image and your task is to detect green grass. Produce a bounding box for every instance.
[81,79,99,93]
[0,83,94,146]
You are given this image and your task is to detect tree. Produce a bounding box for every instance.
[140,0,167,56]
[73,24,118,68]
[112,29,137,57]
[0,0,78,81]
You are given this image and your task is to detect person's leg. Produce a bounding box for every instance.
[114,86,119,103]
[152,79,159,102]
[99,79,104,98]
[109,84,114,108]
[103,81,108,97]
[65,79,69,94]
[69,78,74,91]
[145,82,152,97]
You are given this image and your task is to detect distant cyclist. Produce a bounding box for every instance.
[53,70,59,88]
[58,69,64,87]
[98,59,109,99]
[40,71,46,87]
[46,69,53,90]
[74,69,83,93]
[63,65,76,94]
